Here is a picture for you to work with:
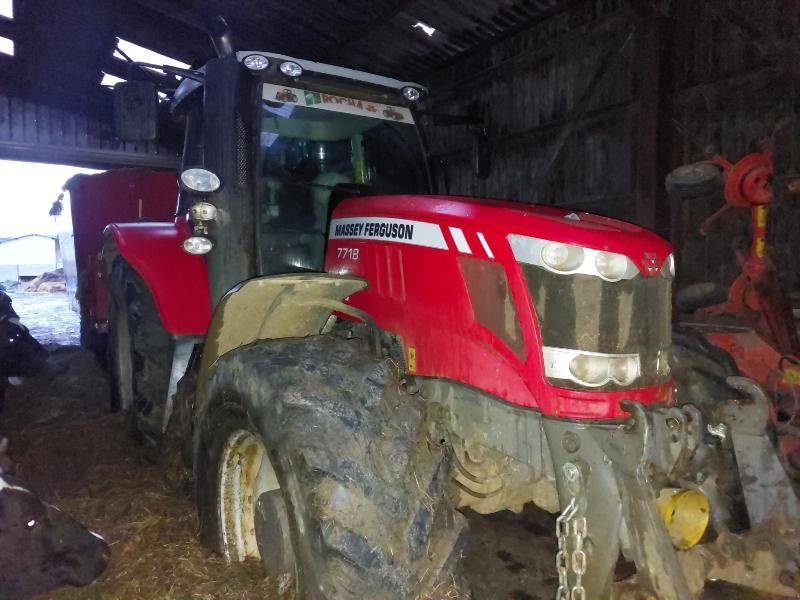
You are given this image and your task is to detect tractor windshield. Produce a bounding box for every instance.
[256,83,428,275]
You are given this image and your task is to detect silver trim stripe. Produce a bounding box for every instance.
[477,232,494,259]
[330,217,448,249]
[449,227,472,254]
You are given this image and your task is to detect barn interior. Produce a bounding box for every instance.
[1,1,799,598]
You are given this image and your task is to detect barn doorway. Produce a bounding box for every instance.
[0,159,102,345]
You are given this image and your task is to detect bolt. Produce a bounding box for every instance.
[666,416,681,430]
[720,540,738,559]
[707,422,728,441]
[639,460,656,481]
[562,462,581,483]
[562,431,581,453]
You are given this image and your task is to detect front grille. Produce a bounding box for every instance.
[521,264,671,390]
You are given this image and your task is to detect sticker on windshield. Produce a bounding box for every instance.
[263,83,414,123]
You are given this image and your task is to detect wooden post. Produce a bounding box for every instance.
[633,11,661,231]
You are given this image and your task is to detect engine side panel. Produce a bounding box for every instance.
[105,219,212,335]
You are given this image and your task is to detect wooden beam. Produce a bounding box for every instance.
[331,0,420,55]
[633,11,661,230]
[0,139,180,169]
[124,0,207,32]
[0,16,13,39]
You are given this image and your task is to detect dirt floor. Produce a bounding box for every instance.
[2,340,558,600]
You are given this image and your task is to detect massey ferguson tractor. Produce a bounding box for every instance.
[104,24,800,599]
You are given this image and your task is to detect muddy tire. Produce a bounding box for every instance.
[107,260,173,442]
[671,327,739,411]
[197,335,467,599]
[77,269,107,364]
[107,265,132,414]
[665,162,721,199]
[674,282,728,314]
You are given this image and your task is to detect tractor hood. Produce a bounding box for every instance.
[331,195,672,277]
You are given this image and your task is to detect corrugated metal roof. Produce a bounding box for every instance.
[0,234,57,243]
[0,0,573,107]
[189,0,569,78]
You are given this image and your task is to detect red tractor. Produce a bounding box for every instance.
[103,26,800,599]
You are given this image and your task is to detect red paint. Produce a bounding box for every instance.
[66,169,178,329]
[105,217,211,335]
[325,195,673,419]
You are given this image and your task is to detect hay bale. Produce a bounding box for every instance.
[25,268,65,292]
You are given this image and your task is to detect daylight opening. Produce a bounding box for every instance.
[0,160,103,345]
[0,35,14,56]
[0,0,12,19]
[113,38,190,69]
[413,21,436,37]
[100,72,125,87]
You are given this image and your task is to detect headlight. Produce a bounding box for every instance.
[180,168,221,193]
[595,251,630,281]
[508,234,640,281]
[568,354,609,385]
[279,61,302,77]
[242,54,269,71]
[608,355,639,385]
[541,242,584,272]
[402,86,422,101]
[544,346,641,387]
[182,236,213,255]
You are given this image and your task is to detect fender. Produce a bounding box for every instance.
[196,273,365,393]
[200,273,367,372]
[104,219,212,335]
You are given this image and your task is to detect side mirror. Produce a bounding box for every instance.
[112,81,158,141]
[473,128,491,179]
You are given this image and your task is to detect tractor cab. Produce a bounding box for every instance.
[253,79,429,274]
[133,52,435,302]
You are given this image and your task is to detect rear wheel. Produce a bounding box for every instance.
[197,336,467,599]
[107,266,132,413]
[107,260,173,444]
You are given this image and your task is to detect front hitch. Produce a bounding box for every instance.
[543,383,800,599]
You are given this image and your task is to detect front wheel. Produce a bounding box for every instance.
[202,404,297,582]
[197,336,467,599]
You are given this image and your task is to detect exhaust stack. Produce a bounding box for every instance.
[207,16,234,58]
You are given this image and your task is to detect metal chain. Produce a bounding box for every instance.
[554,482,589,599]
[571,515,587,600]
[555,497,577,600]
